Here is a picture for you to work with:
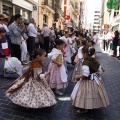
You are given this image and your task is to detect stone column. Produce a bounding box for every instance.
[0,0,3,14]
[13,5,15,15]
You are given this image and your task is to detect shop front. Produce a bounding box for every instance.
[1,0,13,21]
[12,0,33,20]
[0,0,38,24]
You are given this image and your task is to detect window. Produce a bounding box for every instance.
[95,11,100,13]
[94,22,99,24]
[94,19,98,21]
[94,15,100,17]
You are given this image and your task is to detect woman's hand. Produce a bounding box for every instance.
[58,63,62,67]
[75,75,80,80]
[45,72,50,77]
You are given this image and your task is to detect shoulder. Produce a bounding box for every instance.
[83,60,90,67]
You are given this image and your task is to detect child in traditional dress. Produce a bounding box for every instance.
[72,40,87,82]
[71,46,109,113]
[5,48,57,108]
[46,40,68,95]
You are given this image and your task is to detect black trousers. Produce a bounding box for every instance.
[44,36,50,53]
[27,36,35,60]
[113,45,117,56]
[11,44,21,60]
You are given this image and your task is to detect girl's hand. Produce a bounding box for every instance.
[58,63,62,67]
[75,75,80,80]
[45,72,50,77]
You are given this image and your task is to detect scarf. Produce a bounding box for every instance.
[83,57,100,72]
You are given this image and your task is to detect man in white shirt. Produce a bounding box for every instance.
[27,18,37,60]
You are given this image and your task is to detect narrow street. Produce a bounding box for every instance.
[0,53,120,120]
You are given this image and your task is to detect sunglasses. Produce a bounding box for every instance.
[0,19,4,21]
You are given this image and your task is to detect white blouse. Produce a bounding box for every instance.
[82,65,102,77]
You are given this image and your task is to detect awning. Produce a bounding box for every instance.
[66,23,73,28]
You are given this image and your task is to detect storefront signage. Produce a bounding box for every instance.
[104,24,109,28]
[12,0,33,11]
[65,15,70,20]
[5,0,12,2]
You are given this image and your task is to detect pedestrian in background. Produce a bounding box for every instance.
[41,23,51,54]
[112,30,119,57]
[27,18,37,60]
[9,14,25,60]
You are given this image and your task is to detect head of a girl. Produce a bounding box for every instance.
[33,48,46,61]
[87,40,95,47]
[81,40,87,46]
[54,40,65,51]
[0,27,6,38]
[82,46,95,59]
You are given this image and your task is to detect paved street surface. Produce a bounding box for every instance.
[0,53,120,120]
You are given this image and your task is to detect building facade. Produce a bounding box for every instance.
[38,0,64,29]
[0,0,38,24]
[101,0,120,31]
[64,0,80,28]
[79,0,85,29]
[93,10,101,32]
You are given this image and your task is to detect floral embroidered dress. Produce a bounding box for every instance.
[71,58,109,109]
[5,60,57,108]
[46,48,68,89]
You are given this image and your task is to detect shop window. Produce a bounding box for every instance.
[15,7,20,15]
[43,15,48,24]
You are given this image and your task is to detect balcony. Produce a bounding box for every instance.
[74,2,79,15]
[70,0,74,9]
[41,0,55,13]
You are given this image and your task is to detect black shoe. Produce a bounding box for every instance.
[76,109,88,113]
[111,55,116,57]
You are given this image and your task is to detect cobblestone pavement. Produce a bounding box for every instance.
[0,53,120,120]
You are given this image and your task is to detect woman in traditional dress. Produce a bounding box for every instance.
[46,40,68,95]
[72,40,87,82]
[71,46,109,113]
[4,48,57,108]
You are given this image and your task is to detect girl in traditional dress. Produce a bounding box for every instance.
[72,40,87,82]
[71,46,109,113]
[46,40,68,95]
[4,48,57,108]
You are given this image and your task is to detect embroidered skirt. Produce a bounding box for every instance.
[72,79,109,109]
[6,77,57,108]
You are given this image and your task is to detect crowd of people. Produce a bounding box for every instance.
[0,13,111,113]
